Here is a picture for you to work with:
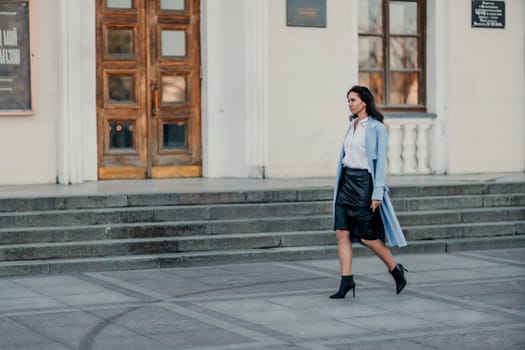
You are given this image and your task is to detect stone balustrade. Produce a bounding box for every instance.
[385,114,436,175]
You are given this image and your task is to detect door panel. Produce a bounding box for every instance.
[148,0,201,177]
[96,0,201,179]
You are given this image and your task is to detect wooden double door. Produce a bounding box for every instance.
[96,0,201,179]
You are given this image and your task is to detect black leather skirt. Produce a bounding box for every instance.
[334,167,385,243]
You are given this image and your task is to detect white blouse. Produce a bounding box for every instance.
[342,117,370,171]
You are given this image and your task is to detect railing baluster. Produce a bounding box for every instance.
[416,124,431,174]
[402,124,417,173]
[387,119,434,175]
[387,124,403,174]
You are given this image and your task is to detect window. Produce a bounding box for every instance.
[358,0,426,110]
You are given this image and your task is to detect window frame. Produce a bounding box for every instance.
[359,0,426,112]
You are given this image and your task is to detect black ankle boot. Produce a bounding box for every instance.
[389,264,408,294]
[329,275,356,299]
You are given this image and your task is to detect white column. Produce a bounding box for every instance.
[387,124,403,174]
[245,0,268,178]
[427,0,449,174]
[416,123,431,174]
[56,0,97,184]
[402,124,417,173]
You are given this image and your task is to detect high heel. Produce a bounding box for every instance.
[329,275,356,299]
[389,264,408,294]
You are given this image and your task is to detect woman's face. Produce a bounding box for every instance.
[347,92,366,116]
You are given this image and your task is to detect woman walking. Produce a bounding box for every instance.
[330,85,408,299]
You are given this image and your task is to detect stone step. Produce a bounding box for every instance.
[0,189,332,213]
[0,231,335,261]
[0,180,522,277]
[0,216,333,245]
[0,201,332,229]
[390,193,525,211]
[4,211,525,246]
[0,235,524,276]
[403,221,525,240]
[1,191,523,230]
[388,182,525,197]
[1,220,523,262]
[1,182,524,213]
[396,206,525,226]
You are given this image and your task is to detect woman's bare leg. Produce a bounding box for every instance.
[361,238,396,271]
[335,230,353,275]
[363,238,407,293]
[330,229,357,298]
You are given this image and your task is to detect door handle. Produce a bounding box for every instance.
[151,80,159,117]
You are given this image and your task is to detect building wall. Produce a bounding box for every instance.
[264,0,525,177]
[266,0,357,178]
[0,0,58,184]
[201,0,249,178]
[0,0,523,185]
[202,0,361,179]
[447,0,525,173]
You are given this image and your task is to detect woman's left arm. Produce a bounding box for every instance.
[371,124,388,201]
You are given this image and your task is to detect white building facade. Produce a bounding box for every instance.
[0,0,523,185]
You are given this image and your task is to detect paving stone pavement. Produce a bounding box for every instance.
[0,248,524,350]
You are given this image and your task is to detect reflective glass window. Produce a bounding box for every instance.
[109,122,134,149]
[161,30,186,57]
[163,122,187,149]
[107,0,132,9]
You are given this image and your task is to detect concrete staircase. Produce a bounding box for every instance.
[0,182,524,276]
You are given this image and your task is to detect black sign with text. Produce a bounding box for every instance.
[472,0,505,29]
[0,1,31,112]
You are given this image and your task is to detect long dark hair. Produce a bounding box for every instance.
[347,85,384,123]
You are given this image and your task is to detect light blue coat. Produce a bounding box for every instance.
[333,117,407,247]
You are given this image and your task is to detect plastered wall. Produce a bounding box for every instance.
[0,0,57,184]
[266,0,357,178]
[201,0,249,177]
[446,0,525,173]
[1,0,523,185]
